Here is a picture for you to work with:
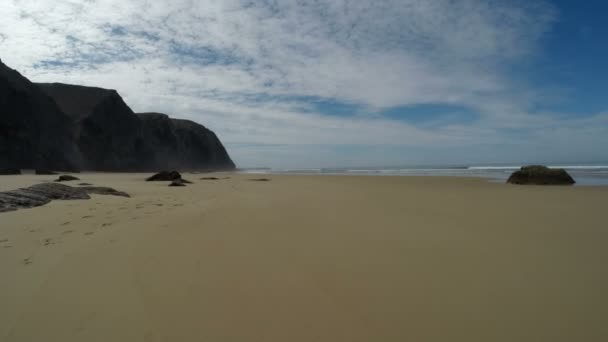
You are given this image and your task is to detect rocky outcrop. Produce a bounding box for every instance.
[2,60,235,172]
[1,60,235,172]
[79,186,130,197]
[36,84,235,171]
[0,183,129,213]
[0,60,81,171]
[37,83,147,171]
[138,113,235,170]
[507,165,576,185]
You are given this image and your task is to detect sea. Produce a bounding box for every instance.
[238,164,608,186]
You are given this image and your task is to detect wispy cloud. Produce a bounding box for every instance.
[1,0,606,167]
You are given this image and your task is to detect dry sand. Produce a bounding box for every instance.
[1,173,607,341]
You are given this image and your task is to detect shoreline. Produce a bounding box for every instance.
[236,170,608,186]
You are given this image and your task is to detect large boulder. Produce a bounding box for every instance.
[507,165,575,185]
[0,60,81,171]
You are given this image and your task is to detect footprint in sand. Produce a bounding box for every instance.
[84,232,94,236]
[82,215,94,219]
[23,258,32,265]
[102,223,112,227]
[62,230,74,235]
[0,239,8,243]
[61,221,71,226]
[43,238,54,246]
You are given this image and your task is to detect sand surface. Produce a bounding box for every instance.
[1,173,607,341]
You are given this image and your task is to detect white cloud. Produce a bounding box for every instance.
[1,0,606,167]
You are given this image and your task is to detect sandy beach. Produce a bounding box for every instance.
[0,173,607,341]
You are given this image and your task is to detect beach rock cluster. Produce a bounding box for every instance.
[507,165,576,185]
[147,170,193,186]
[0,183,129,213]
[146,171,183,181]
[1,59,235,172]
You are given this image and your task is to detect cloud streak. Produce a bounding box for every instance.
[1,0,606,167]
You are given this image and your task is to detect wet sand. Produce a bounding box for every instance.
[1,173,607,341]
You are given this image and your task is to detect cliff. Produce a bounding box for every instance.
[0,60,81,170]
[35,83,235,171]
[138,113,235,170]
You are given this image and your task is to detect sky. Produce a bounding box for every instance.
[1,0,607,168]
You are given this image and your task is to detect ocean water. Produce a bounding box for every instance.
[239,165,608,186]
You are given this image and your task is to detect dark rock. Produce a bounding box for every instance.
[80,186,130,197]
[249,178,271,182]
[35,169,58,175]
[147,171,182,181]
[507,165,576,185]
[55,175,80,182]
[169,179,186,187]
[0,183,130,213]
[0,168,21,175]
[0,61,81,171]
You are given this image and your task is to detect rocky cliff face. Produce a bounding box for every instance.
[0,60,235,172]
[38,83,147,171]
[0,60,81,170]
[36,83,235,171]
[138,113,235,170]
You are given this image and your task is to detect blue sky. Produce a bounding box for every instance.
[0,0,607,168]
[528,1,608,115]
